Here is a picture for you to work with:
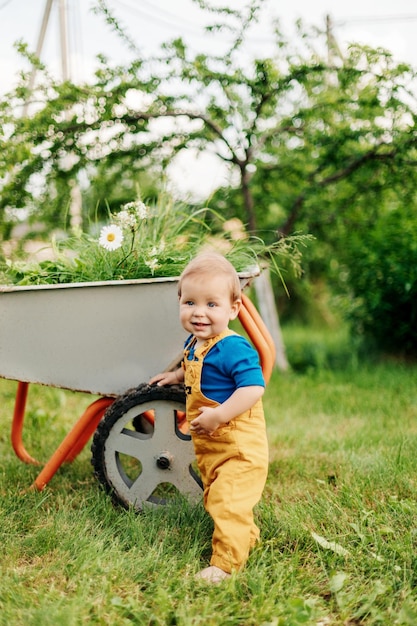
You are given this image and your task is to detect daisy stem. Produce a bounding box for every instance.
[116,228,136,270]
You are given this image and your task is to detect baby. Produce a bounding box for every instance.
[150,251,269,583]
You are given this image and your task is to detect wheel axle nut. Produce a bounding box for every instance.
[156,452,173,470]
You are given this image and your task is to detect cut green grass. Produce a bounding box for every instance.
[0,350,417,625]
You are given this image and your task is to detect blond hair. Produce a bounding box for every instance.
[178,251,241,302]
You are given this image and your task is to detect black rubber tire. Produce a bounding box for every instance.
[91,383,202,511]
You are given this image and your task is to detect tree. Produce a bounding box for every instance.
[1,0,417,354]
[2,2,416,240]
[335,204,417,357]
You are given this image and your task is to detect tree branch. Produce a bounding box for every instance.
[282,142,398,235]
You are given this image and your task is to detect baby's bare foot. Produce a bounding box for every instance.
[195,565,231,583]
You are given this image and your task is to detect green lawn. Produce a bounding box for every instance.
[0,355,417,625]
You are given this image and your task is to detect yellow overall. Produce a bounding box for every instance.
[183,328,269,573]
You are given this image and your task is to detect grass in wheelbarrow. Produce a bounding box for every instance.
[1,196,311,287]
[1,350,417,625]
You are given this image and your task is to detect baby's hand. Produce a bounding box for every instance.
[190,406,223,435]
[149,371,179,386]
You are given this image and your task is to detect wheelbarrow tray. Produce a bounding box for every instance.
[0,277,185,396]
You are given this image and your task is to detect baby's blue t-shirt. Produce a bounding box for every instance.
[186,334,265,403]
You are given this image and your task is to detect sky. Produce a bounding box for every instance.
[1,0,417,198]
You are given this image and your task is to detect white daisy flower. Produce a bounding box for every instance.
[99,224,124,251]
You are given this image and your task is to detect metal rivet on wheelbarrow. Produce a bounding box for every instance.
[156,452,173,470]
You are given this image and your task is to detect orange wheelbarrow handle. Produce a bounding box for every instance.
[238,293,276,384]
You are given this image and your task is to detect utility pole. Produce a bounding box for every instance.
[23,0,82,230]
[58,0,70,81]
[23,0,70,116]
[325,14,344,63]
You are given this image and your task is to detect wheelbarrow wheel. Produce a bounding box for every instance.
[91,383,202,511]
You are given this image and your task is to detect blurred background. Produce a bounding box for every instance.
[1,0,416,368]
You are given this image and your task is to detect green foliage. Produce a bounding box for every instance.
[339,207,417,357]
[282,323,361,372]
[2,4,416,241]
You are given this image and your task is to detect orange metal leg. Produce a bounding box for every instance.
[11,381,40,465]
[31,396,114,491]
[63,397,115,462]
[238,293,276,384]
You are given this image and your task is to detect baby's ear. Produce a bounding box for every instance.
[229,299,241,320]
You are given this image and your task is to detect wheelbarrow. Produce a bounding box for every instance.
[0,274,275,510]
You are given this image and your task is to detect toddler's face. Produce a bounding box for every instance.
[179,274,240,343]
